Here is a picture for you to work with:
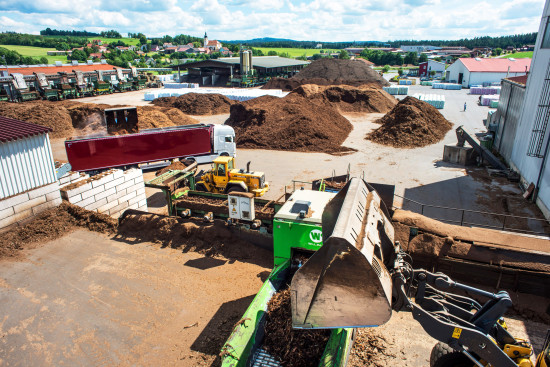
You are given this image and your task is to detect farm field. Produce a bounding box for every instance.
[255,47,339,57]
[500,51,533,58]
[87,37,141,46]
[0,44,68,63]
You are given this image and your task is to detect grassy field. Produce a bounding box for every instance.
[500,51,533,58]
[255,47,340,58]
[0,44,68,63]
[87,37,141,46]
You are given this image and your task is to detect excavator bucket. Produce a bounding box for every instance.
[291,178,397,329]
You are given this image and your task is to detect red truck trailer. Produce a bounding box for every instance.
[65,124,236,172]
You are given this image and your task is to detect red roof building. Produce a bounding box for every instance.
[459,58,531,73]
[447,58,531,87]
[6,64,116,76]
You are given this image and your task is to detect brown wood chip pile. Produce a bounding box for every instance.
[366,96,453,148]
[0,101,74,138]
[151,93,234,115]
[225,94,354,154]
[0,202,117,260]
[263,287,330,366]
[291,84,397,113]
[263,58,390,90]
[347,328,394,367]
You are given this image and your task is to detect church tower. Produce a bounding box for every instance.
[204,32,208,48]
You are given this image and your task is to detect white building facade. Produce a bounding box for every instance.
[446,58,531,87]
[508,0,550,218]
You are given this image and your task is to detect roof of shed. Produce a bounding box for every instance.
[0,116,52,142]
[5,64,116,76]
[178,56,309,69]
[460,58,531,73]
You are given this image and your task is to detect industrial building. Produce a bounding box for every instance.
[491,1,550,218]
[171,53,309,87]
[418,60,446,77]
[446,57,531,87]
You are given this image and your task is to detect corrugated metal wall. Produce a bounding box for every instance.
[0,133,56,199]
[493,80,526,163]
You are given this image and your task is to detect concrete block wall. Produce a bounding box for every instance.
[59,171,90,189]
[60,168,147,218]
[0,182,62,230]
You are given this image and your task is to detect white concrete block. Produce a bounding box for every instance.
[112,169,124,179]
[31,198,62,215]
[125,183,145,195]
[28,182,59,200]
[108,201,129,216]
[91,173,114,188]
[106,189,126,203]
[138,199,148,209]
[97,200,120,214]
[128,195,143,206]
[134,174,144,184]
[0,192,30,211]
[68,194,82,204]
[0,207,15,220]
[59,175,71,185]
[13,196,47,214]
[69,172,81,181]
[81,185,106,200]
[75,196,96,208]
[127,203,139,210]
[85,198,108,211]
[118,191,137,203]
[94,187,116,201]
[104,177,125,191]
[123,169,143,181]
[46,191,61,202]
[135,187,146,197]
[61,182,93,198]
[0,209,32,229]
[116,179,135,192]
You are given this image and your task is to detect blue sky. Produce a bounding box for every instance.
[0,0,545,41]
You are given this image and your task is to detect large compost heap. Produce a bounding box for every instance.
[225,93,354,154]
[291,84,397,113]
[263,58,390,90]
[151,93,234,115]
[0,100,198,138]
[366,96,453,148]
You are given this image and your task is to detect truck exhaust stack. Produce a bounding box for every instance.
[291,178,397,329]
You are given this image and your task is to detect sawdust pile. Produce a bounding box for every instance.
[0,100,198,139]
[347,329,394,367]
[263,288,330,366]
[263,58,390,90]
[0,101,74,138]
[117,212,271,261]
[225,94,355,154]
[292,84,397,113]
[0,202,117,260]
[151,93,234,115]
[366,96,453,148]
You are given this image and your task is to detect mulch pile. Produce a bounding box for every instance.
[225,94,354,154]
[0,202,117,260]
[347,328,394,367]
[263,58,390,91]
[0,101,74,138]
[366,96,453,148]
[263,288,330,366]
[0,100,198,139]
[152,93,234,115]
[291,84,396,113]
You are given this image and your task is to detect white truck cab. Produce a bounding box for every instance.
[188,124,237,165]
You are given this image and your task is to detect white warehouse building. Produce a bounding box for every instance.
[446,58,531,87]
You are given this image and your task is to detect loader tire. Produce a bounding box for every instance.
[195,183,207,192]
[430,342,473,367]
[227,185,246,194]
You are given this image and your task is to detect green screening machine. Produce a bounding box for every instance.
[220,189,356,367]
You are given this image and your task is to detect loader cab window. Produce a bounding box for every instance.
[216,163,226,177]
[227,160,234,170]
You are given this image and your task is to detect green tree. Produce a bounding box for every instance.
[279,52,291,58]
[56,42,70,51]
[312,53,323,60]
[398,67,404,76]
[296,53,307,61]
[139,35,147,45]
[39,56,48,64]
[193,41,202,48]
[338,50,350,59]
[419,53,428,63]
[70,49,87,61]
[404,52,418,65]
[382,65,390,73]
[267,50,278,56]
[493,48,503,56]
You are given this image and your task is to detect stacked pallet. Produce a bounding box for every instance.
[412,94,445,109]
[383,86,409,95]
[433,83,461,90]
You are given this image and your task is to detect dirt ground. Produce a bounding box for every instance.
[0,229,271,366]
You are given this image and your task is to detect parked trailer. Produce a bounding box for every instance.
[65,124,236,172]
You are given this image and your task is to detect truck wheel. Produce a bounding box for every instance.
[227,186,246,194]
[220,152,229,156]
[430,343,473,367]
[195,183,207,192]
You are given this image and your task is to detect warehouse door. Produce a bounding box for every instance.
[458,73,464,84]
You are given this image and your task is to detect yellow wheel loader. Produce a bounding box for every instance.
[291,178,550,367]
[194,156,269,197]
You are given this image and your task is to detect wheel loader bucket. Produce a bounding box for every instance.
[291,178,397,329]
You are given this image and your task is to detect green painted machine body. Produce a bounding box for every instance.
[273,190,336,266]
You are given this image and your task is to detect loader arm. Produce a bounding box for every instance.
[291,178,530,367]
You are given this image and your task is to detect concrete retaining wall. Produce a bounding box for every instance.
[60,168,147,218]
[0,182,62,230]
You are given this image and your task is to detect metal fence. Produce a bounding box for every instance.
[394,194,550,236]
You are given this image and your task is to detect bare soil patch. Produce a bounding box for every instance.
[366,96,453,148]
